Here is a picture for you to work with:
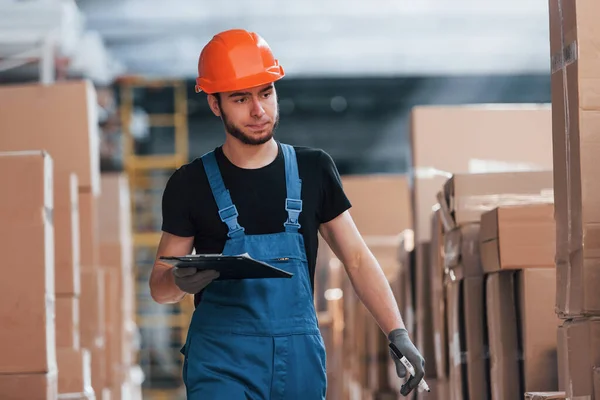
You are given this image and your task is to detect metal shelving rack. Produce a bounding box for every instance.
[119,77,194,400]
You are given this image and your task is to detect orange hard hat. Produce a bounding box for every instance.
[195,29,285,94]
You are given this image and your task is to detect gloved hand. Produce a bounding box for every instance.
[172,267,220,294]
[388,328,426,396]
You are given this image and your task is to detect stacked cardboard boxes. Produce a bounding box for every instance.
[549,1,600,398]
[480,203,561,398]
[410,104,553,243]
[408,104,564,400]
[0,80,101,399]
[0,80,141,399]
[0,151,58,399]
[438,171,554,399]
[98,173,138,398]
[314,174,413,399]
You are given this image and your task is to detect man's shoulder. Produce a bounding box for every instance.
[289,144,328,165]
[169,156,206,183]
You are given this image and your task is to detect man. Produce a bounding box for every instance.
[149,28,425,399]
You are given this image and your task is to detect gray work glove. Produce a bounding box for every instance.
[388,328,426,396]
[172,267,219,294]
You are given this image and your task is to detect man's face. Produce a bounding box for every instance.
[210,83,279,145]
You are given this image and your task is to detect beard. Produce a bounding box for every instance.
[221,108,279,146]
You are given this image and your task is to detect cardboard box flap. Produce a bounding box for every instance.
[444,224,482,278]
[436,191,454,232]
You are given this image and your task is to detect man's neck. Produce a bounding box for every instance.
[222,137,278,169]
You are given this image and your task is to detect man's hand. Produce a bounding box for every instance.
[388,328,426,396]
[172,267,220,294]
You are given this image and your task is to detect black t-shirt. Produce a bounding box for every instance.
[161,141,352,305]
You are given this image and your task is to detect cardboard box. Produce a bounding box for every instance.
[98,174,135,374]
[57,348,93,396]
[366,318,390,393]
[56,295,80,350]
[104,268,120,389]
[480,204,555,273]
[0,151,56,374]
[80,269,106,349]
[484,269,560,398]
[341,174,412,236]
[410,105,553,241]
[518,269,560,392]
[398,234,415,339]
[557,318,600,399]
[0,372,58,399]
[549,0,600,318]
[0,80,100,194]
[55,173,81,295]
[446,276,488,400]
[415,241,437,381]
[445,280,464,400]
[416,378,448,400]
[79,191,99,267]
[429,210,448,380]
[98,173,131,246]
[486,272,521,400]
[91,344,107,398]
[595,367,600,399]
[440,171,554,230]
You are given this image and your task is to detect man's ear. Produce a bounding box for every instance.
[207,94,221,117]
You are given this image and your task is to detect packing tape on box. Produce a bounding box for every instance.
[557,0,577,316]
[455,191,554,212]
[551,40,578,74]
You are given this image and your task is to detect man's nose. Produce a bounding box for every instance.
[250,97,266,117]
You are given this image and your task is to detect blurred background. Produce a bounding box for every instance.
[0,0,554,399]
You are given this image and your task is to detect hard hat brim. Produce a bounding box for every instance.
[195,65,285,94]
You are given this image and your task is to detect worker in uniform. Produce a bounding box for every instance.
[149,28,425,399]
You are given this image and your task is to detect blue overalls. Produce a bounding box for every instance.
[181,143,328,399]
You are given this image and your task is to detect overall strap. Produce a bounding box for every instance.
[201,151,245,238]
[281,144,303,233]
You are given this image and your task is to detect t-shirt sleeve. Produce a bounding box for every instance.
[161,168,196,237]
[318,150,352,224]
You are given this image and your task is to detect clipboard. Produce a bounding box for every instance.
[159,253,294,280]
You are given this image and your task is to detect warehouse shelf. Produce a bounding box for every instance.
[120,76,190,395]
[133,232,162,248]
[125,154,183,171]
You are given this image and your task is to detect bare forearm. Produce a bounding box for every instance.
[150,262,186,304]
[346,249,406,335]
